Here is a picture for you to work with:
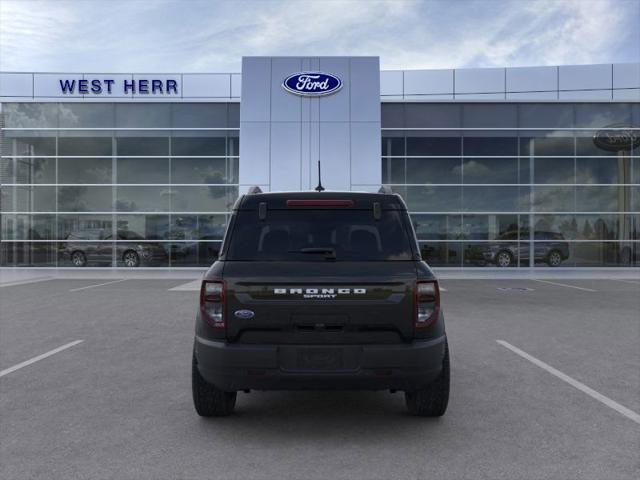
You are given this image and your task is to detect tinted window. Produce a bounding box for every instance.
[117,230,145,240]
[117,137,168,156]
[171,137,226,156]
[406,137,461,156]
[171,104,228,128]
[381,136,404,156]
[58,137,112,156]
[58,104,114,128]
[227,210,414,261]
[68,230,105,240]
[1,136,56,156]
[463,137,518,156]
[59,158,112,183]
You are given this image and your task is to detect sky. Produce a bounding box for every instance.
[0,0,638,73]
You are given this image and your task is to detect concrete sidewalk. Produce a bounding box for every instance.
[1,267,639,285]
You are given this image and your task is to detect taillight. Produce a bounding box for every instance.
[200,280,225,329]
[415,280,440,328]
[286,199,354,207]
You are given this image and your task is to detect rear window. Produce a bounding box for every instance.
[67,230,104,240]
[534,231,565,240]
[117,230,144,240]
[226,210,415,261]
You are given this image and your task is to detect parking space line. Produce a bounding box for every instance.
[69,279,127,292]
[0,340,84,378]
[497,340,640,425]
[168,279,202,291]
[532,279,596,292]
[0,277,54,288]
[610,279,640,286]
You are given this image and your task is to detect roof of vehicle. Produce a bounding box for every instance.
[235,191,407,210]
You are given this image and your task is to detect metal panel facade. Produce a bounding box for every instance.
[239,56,381,193]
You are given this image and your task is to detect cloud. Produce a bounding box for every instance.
[0,0,637,72]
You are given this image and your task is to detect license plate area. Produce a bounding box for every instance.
[279,346,360,372]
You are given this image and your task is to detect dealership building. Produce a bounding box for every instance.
[0,57,639,269]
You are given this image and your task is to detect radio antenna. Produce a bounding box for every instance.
[315,160,325,192]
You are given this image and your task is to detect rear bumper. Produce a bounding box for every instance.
[194,335,447,392]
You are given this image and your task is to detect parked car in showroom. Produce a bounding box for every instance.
[465,230,570,267]
[61,229,167,267]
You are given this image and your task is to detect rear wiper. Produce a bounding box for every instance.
[288,247,337,260]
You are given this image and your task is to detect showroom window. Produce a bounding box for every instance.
[0,102,239,267]
[382,102,640,267]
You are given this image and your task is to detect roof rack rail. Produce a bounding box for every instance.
[378,185,393,194]
[247,186,263,194]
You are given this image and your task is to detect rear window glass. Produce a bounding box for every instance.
[226,210,414,261]
[534,231,565,240]
[117,230,144,240]
[67,230,104,240]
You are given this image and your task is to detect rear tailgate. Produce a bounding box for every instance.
[224,262,416,344]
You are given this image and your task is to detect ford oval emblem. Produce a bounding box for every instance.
[282,72,342,97]
[234,309,255,319]
[593,124,640,152]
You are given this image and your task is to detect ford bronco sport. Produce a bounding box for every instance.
[192,190,450,416]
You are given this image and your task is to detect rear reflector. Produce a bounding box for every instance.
[287,199,354,207]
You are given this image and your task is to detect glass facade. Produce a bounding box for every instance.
[1,101,638,268]
[0,103,239,267]
[382,103,640,267]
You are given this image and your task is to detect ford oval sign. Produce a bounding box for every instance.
[234,309,255,320]
[282,72,342,97]
[593,124,640,152]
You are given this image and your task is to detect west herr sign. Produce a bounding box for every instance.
[59,78,179,95]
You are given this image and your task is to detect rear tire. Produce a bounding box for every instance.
[546,250,563,267]
[122,250,140,267]
[192,355,236,417]
[405,341,450,417]
[71,251,87,267]
[495,250,513,268]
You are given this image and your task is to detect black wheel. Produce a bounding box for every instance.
[71,251,87,267]
[546,250,563,267]
[122,250,140,267]
[405,341,450,417]
[192,354,236,417]
[495,250,513,268]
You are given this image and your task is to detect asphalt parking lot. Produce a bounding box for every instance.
[1,275,639,480]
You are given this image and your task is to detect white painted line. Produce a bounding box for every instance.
[69,279,127,292]
[497,287,534,292]
[610,279,640,286]
[169,279,202,291]
[497,340,640,425]
[0,276,54,288]
[0,340,84,378]
[532,279,596,292]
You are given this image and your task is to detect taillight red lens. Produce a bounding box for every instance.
[415,280,440,328]
[286,199,354,207]
[200,280,225,329]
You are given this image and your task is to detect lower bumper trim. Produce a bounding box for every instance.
[194,335,446,391]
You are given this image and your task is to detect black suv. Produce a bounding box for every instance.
[192,190,449,416]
